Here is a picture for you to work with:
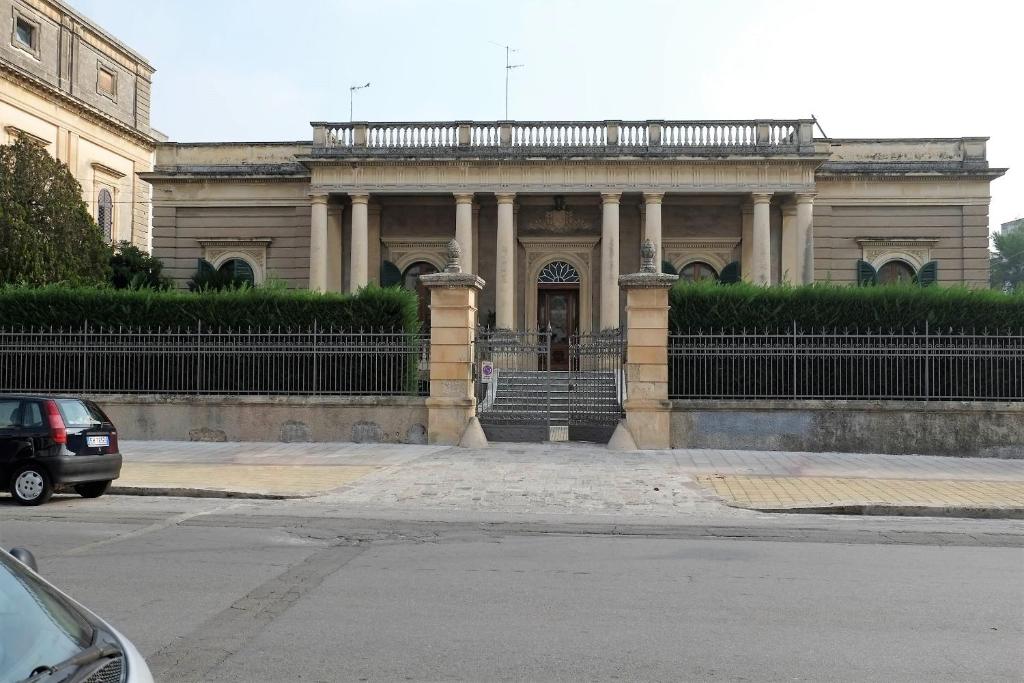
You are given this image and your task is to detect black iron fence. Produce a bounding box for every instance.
[669,325,1024,401]
[0,325,429,396]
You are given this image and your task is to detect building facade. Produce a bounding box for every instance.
[146,119,1004,332]
[0,0,161,247]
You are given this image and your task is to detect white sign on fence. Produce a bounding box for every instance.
[480,360,494,383]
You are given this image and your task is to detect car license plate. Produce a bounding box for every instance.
[87,435,109,448]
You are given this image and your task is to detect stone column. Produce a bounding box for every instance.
[796,192,816,284]
[349,193,369,291]
[421,241,487,447]
[780,202,799,285]
[643,192,664,272]
[308,193,329,292]
[326,204,344,292]
[601,192,622,330]
[368,203,382,285]
[612,239,679,451]
[750,192,773,285]
[740,202,753,282]
[454,193,474,273]
[495,193,516,329]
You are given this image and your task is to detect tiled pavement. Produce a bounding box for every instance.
[111,441,1024,518]
[697,475,1024,512]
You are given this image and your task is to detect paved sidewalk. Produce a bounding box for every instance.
[104,440,1024,520]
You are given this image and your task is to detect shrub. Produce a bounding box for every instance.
[109,242,172,290]
[669,281,1024,332]
[187,259,250,292]
[0,284,420,332]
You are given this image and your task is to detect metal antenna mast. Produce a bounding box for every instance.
[349,82,371,122]
[491,42,523,119]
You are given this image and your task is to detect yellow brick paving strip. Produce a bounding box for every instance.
[695,474,1024,510]
[115,463,379,497]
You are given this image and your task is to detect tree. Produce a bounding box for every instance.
[109,241,172,290]
[991,222,1024,291]
[0,136,111,285]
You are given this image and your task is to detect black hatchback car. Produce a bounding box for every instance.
[0,395,122,505]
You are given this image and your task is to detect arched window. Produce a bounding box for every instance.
[680,261,719,283]
[877,259,916,285]
[217,258,255,285]
[97,189,113,242]
[537,260,580,284]
[402,261,439,325]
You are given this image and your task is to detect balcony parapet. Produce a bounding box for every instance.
[309,119,817,157]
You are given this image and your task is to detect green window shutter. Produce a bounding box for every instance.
[856,259,877,286]
[719,260,741,284]
[380,260,402,287]
[916,260,938,286]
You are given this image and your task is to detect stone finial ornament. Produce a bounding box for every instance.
[445,238,462,273]
[640,238,656,273]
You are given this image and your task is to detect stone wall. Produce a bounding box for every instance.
[92,395,429,444]
[671,400,1024,458]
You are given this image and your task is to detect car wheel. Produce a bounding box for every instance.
[74,480,112,499]
[10,464,53,506]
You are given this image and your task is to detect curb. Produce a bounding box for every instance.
[109,485,306,500]
[751,504,1024,520]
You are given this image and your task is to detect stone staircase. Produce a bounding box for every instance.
[479,370,622,442]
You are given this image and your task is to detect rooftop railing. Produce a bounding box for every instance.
[310,119,816,155]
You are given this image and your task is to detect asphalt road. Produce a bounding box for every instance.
[2,494,1022,682]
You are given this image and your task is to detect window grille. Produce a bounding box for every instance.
[97,189,113,241]
[537,260,580,284]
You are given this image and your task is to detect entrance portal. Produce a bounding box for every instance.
[536,261,581,371]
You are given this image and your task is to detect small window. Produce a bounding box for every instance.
[22,401,43,428]
[680,261,719,283]
[15,18,34,49]
[218,258,255,285]
[877,260,916,285]
[0,400,20,428]
[97,66,116,97]
[97,189,113,241]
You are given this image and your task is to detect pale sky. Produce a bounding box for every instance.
[74,0,1022,233]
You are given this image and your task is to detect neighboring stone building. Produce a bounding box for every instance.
[1000,218,1023,234]
[0,0,161,247]
[145,120,1005,331]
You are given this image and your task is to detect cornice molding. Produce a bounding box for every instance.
[91,161,126,179]
[0,63,157,149]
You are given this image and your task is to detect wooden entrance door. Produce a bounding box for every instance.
[538,288,579,370]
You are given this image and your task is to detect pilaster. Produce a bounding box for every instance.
[616,239,678,450]
[601,192,622,330]
[796,192,816,285]
[349,193,369,291]
[780,202,799,285]
[495,193,516,330]
[750,192,772,286]
[421,241,487,446]
[308,194,329,292]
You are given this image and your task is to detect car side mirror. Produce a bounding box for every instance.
[9,547,38,572]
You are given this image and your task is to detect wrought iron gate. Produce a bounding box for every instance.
[475,329,555,442]
[568,331,626,442]
[475,327,625,443]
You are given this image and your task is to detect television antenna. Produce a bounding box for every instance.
[490,42,523,119]
[349,82,371,122]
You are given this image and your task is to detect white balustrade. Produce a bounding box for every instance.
[313,120,808,151]
[367,124,459,148]
[471,125,500,146]
[324,124,353,147]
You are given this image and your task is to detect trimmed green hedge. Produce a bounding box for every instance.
[0,284,420,331]
[669,281,1024,331]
